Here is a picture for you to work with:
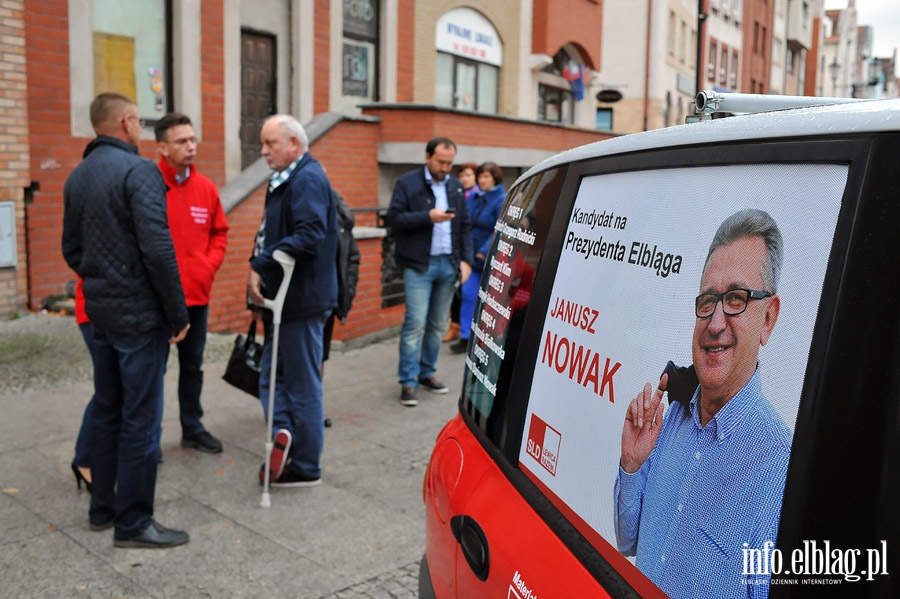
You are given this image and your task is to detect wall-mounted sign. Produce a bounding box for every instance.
[435,7,502,66]
[342,40,372,97]
[595,89,623,103]
[344,0,377,40]
[0,202,17,267]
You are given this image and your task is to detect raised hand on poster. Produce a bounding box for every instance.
[620,375,667,473]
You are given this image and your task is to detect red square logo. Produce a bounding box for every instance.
[525,414,561,476]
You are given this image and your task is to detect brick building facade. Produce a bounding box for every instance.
[4,0,612,346]
[0,0,29,317]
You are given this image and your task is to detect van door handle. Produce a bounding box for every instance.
[450,515,490,581]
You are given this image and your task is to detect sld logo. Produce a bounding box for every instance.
[526,414,561,476]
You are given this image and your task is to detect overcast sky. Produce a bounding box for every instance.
[824,0,899,58]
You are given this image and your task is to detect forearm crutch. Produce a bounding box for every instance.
[260,249,295,508]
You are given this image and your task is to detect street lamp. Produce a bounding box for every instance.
[828,57,841,97]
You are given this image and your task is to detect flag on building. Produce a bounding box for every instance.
[563,61,586,101]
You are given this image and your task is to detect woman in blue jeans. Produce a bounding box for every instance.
[451,162,506,354]
[70,279,164,491]
[444,163,479,343]
[71,278,94,491]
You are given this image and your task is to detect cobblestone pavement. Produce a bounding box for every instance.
[319,561,419,598]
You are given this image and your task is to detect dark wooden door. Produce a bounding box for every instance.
[241,31,276,169]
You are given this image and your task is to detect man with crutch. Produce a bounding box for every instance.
[247,114,339,488]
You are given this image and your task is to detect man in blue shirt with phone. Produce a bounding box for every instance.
[386,137,473,407]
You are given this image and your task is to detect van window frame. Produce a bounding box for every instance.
[458,133,894,594]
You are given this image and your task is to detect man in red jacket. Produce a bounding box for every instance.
[155,113,229,453]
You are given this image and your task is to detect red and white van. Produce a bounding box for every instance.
[420,93,900,599]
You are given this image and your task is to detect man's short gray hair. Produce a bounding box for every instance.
[265,114,309,150]
[704,208,783,293]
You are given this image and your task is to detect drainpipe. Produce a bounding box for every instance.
[783,0,791,94]
[695,0,708,100]
[644,0,653,131]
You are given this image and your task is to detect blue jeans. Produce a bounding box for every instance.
[458,268,482,340]
[259,313,327,479]
[398,256,457,388]
[172,305,209,436]
[74,322,95,468]
[89,325,169,538]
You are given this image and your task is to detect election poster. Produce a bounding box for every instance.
[515,162,847,595]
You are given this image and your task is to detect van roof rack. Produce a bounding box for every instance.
[688,90,866,122]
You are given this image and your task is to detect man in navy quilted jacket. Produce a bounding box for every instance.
[62,92,191,549]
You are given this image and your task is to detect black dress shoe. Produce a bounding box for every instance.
[449,339,468,354]
[418,375,449,394]
[181,430,223,454]
[89,519,113,532]
[114,520,189,549]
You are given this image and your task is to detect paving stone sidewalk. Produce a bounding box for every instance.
[0,314,463,598]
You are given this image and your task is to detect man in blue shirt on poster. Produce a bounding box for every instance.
[615,209,792,599]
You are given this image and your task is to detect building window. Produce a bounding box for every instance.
[690,29,696,68]
[435,8,501,114]
[595,108,612,130]
[679,19,687,63]
[720,47,728,85]
[538,84,573,124]
[786,47,795,73]
[798,53,806,91]
[664,92,672,127]
[732,51,739,88]
[92,0,171,123]
[342,0,379,105]
[709,41,718,81]
[667,11,676,56]
[436,53,498,112]
[536,49,586,125]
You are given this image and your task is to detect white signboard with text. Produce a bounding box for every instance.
[435,7,502,66]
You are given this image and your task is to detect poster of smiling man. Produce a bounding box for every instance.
[518,162,848,599]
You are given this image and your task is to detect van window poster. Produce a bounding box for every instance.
[518,163,847,598]
[464,174,553,421]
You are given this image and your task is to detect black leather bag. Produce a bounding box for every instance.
[222,320,263,397]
